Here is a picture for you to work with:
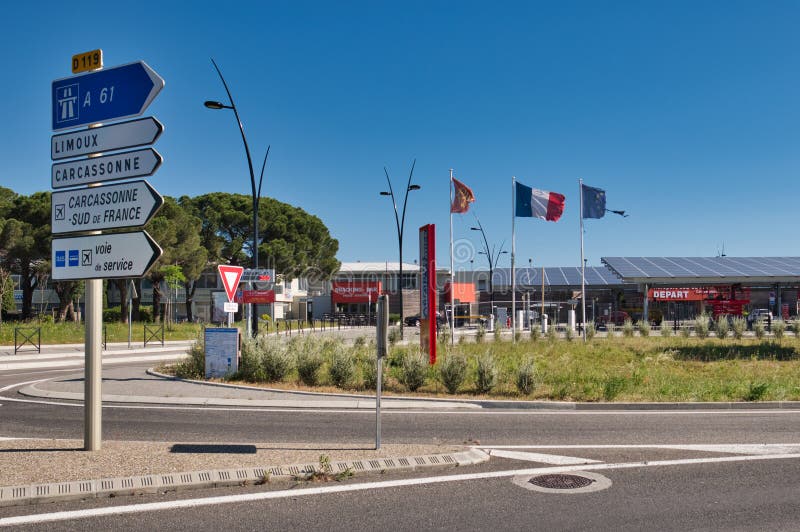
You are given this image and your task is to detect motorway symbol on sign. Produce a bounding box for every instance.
[52,147,162,189]
[52,117,163,160]
[218,265,244,302]
[52,61,165,131]
[51,230,162,281]
[51,180,164,234]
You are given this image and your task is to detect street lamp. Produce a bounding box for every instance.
[471,219,507,317]
[380,160,421,339]
[204,59,269,337]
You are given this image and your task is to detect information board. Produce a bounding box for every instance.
[204,327,239,378]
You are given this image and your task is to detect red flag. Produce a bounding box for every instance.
[450,178,475,213]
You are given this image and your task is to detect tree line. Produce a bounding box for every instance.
[0,187,340,322]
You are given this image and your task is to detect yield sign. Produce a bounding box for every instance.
[218,265,244,302]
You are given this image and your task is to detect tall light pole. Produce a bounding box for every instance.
[204,59,269,337]
[470,217,507,317]
[380,160,421,339]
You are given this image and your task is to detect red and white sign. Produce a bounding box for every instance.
[419,224,436,365]
[648,287,715,301]
[218,265,244,302]
[237,289,276,304]
[331,281,382,303]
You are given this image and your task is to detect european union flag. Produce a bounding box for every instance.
[581,184,606,219]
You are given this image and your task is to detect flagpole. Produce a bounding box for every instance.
[511,176,516,343]
[579,178,586,341]
[449,168,455,345]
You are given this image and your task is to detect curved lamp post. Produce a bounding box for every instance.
[380,160,421,339]
[204,59,269,337]
[470,218,507,316]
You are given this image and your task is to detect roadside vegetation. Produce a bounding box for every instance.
[166,328,800,403]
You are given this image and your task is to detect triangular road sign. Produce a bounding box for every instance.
[218,265,244,302]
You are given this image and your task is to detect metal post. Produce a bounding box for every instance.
[376,294,389,450]
[85,278,102,451]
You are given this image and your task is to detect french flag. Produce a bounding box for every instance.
[515,181,565,222]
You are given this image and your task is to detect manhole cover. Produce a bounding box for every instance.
[529,474,594,490]
[512,471,611,494]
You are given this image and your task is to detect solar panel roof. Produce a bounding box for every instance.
[491,267,625,288]
[601,257,800,284]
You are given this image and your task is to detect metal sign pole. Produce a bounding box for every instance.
[376,294,389,450]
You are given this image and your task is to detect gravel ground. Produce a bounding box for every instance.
[0,439,464,486]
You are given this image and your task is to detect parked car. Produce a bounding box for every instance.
[596,310,630,328]
[403,314,446,327]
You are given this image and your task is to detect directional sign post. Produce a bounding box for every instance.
[51,57,165,452]
[51,180,163,234]
[52,117,163,160]
[51,231,162,281]
[52,61,164,131]
[52,147,161,189]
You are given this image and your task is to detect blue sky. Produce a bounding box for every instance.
[2,1,798,271]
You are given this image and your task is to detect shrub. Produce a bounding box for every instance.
[400,348,428,392]
[438,353,468,394]
[296,338,324,387]
[791,320,800,337]
[353,336,366,348]
[546,325,558,342]
[388,327,400,346]
[475,324,486,343]
[328,344,357,388]
[606,322,616,337]
[529,324,541,342]
[772,319,786,340]
[359,354,386,390]
[174,333,205,379]
[493,322,503,342]
[660,320,672,337]
[637,320,651,337]
[744,381,769,401]
[585,321,596,340]
[438,326,451,346]
[515,357,536,395]
[103,306,122,322]
[474,351,497,394]
[753,321,765,340]
[622,319,635,338]
[238,336,264,381]
[603,376,626,401]
[694,313,710,339]
[680,324,691,338]
[715,316,729,339]
[731,317,746,339]
[261,337,293,382]
[564,328,574,342]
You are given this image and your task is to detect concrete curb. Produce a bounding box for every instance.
[0,448,489,508]
[146,369,800,411]
[17,381,481,410]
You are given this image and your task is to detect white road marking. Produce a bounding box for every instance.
[476,444,800,454]
[2,452,799,527]
[0,378,50,393]
[0,353,186,372]
[487,449,601,464]
[3,394,800,416]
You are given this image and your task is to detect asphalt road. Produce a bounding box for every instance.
[2,361,800,530]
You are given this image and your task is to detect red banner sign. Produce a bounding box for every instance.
[331,281,382,303]
[419,224,436,364]
[648,288,715,301]
[236,290,275,304]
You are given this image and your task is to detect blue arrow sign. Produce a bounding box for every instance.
[52,61,164,131]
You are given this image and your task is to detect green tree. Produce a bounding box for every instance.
[146,197,206,323]
[0,192,51,319]
[188,192,340,280]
